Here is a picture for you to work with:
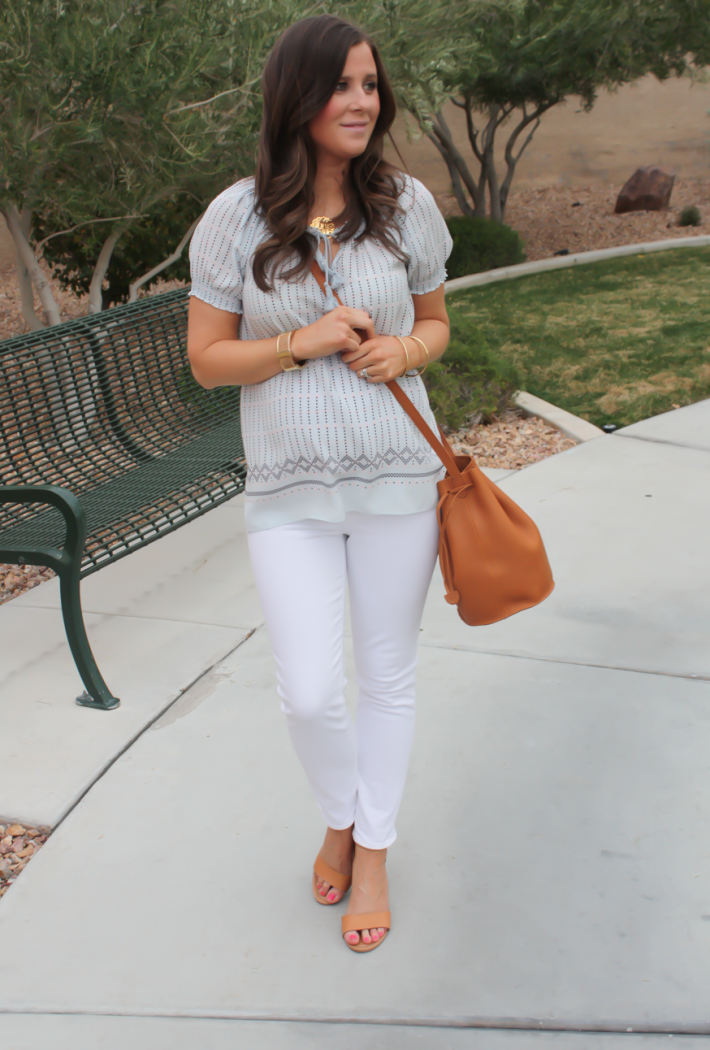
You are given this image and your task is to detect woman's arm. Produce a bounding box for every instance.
[187,296,375,389]
[341,284,449,382]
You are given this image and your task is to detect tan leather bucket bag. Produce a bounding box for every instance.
[311,260,555,626]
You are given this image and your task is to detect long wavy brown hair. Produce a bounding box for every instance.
[252,14,406,291]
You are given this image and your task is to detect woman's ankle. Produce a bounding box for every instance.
[325,825,354,847]
[354,843,387,864]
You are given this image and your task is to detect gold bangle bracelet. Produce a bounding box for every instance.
[394,335,410,378]
[276,329,304,372]
[408,335,430,377]
[396,335,426,377]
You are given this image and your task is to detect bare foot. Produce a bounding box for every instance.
[343,843,389,946]
[314,825,354,904]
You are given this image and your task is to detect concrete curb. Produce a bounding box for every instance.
[444,233,710,294]
[515,391,604,444]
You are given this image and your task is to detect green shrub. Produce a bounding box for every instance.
[679,204,701,228]
[445,216,526,280]
[424,308,521,431]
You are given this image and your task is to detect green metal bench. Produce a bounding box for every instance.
[0,288,245,711]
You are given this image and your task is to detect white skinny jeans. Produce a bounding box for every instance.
[247,510,439,850]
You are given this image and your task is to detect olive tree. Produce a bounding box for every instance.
[0,0,278,328]
[396,0,710,222]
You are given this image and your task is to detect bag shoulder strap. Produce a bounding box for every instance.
[309,258,461,477]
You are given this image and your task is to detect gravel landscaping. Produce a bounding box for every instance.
[449,408,577,467]
[435,178,710,260]
[0,564,56,605]
[0,822,51,898]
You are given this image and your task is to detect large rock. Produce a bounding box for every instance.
[614,165,675,214]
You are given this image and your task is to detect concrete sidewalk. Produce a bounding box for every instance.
[0,403,709,1047]
[0,497,263,827]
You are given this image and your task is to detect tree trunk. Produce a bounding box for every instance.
[88,227,124,314]
[481,104,501,223]
[418,97,548,224]
[474,165,488,218]
[17,265,42,331]
[2,204,61,327]
[487,155,503,223]
[16,209,43,331]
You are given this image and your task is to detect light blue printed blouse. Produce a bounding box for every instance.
[189,174,453,531]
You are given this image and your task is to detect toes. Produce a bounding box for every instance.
[326,887,342,903]
[344,927,386,946]
[317,878,331,897]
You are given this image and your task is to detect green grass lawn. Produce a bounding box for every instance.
[446,246,710,428]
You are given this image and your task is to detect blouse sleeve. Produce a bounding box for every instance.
[399,177,453,295]
[189,183,253,314]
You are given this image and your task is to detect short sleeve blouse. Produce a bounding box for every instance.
[189,174,452,532]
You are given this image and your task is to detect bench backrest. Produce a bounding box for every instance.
[0,288,245,575]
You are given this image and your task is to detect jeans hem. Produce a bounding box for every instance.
[353,830,397,851]
[322,818,356,832]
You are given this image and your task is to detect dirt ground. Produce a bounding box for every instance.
[387,73,710,192]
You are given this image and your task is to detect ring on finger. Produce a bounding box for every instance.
[359,367,369,379]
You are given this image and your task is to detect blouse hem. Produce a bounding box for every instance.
[243,475,443,532]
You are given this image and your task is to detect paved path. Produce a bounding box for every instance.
[0,404,709,1048]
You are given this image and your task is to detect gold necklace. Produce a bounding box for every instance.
[310,216,336,235]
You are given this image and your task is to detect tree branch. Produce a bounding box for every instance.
[128,213,203,302]
[462,98,484,165]
[165,79,259,114]
[87,227,125,314]
[35,213,147,255]
[499,101,558,218]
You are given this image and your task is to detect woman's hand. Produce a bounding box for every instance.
[290,306,375,362]
[341,335,411,383]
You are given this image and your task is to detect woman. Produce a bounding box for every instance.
[187,14,451,953]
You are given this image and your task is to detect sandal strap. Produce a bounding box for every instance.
[341,911,391,934]
[313,853,351,893]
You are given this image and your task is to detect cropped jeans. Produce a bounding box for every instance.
[247,509,439,850]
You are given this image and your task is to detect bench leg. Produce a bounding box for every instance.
[58,565,121,711]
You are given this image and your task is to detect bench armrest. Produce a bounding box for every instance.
[0,484,86,574]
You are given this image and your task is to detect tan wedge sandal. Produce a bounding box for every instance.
[312,852,352,905]
[341,911,391,953]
